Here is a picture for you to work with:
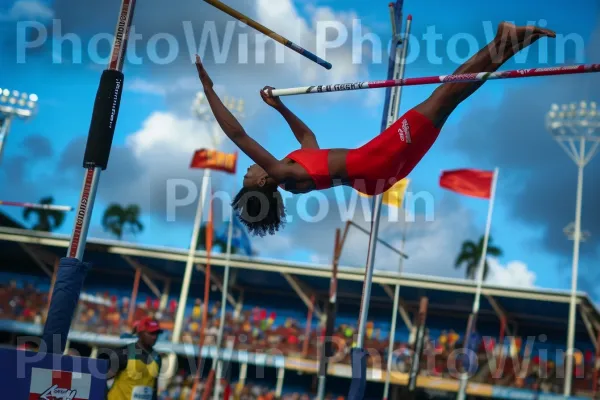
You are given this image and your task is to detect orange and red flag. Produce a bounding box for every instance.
[190,149,238,174]
[439,169,494,199]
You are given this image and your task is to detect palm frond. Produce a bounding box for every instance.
[455,252,472,268]
[487,245,503,257]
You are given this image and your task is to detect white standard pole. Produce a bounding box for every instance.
[355,11,412,354]
[564,138,586,396]
[213,211,234,400]
[172,168,211,343]
[457,167,498,400]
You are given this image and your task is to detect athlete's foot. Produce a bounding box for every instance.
[496,21,556,50]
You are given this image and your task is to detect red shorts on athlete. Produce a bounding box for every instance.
[346,109,441,195]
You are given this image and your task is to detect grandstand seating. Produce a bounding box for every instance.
[0,271,597,399]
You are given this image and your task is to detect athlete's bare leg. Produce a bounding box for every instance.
[414,22,556,128]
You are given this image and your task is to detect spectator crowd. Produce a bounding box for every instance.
[1,279,597,397]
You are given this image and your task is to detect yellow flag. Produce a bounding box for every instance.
[358,179,410,208]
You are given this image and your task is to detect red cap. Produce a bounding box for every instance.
[136,317,162,333]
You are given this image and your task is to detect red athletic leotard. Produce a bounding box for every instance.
[285,109,441,195]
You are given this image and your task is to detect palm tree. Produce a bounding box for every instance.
[23,196,66,232]
[455,236,503,280]
[102,203,144,240]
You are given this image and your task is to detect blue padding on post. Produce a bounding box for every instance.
[348,348,368,400]
[0,348,108,399]
[42,257,91,354]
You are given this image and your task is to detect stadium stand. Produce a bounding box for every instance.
[1,223,599,399]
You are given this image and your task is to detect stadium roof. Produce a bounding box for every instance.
[1,225,599,343]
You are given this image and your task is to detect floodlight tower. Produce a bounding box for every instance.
[192,91,245,147]
[0,87,39,163]
[546,101,600,396]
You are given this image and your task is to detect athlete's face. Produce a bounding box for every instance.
[139,330,159,349]
[243,164,267,188]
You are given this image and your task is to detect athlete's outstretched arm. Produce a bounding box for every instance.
[261,86,319,149]
[195,56,290,180]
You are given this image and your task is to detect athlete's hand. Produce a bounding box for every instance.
[260,86,283,108]
[195,55,213,89]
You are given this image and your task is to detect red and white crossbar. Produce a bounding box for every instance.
[269,64,600,97]
[0,200,73,212]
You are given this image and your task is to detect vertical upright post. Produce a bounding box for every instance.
[67,0,135,262]
[457,167,499,400]
[42,0,137,354]
[172,169,211,343]
[348,4,408,399]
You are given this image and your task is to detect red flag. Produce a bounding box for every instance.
[190,149,238,174]
[439,169,494,199]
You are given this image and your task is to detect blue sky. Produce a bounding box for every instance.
[1,0,599,296]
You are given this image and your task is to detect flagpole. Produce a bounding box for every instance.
[457,167,499,400]
[173,169,210,343]
[213,210,235,400]
[473,167,498,314]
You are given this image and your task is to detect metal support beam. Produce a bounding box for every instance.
[19,243,52,277]
[159,279,171,311]
[580,305,598,350]
[382,284,413,330]
[282,273,323,319]
[122,256,162,299]
[234,289,243,319]
[486,295,513,336]
[196,264,237,308]
[347,220,408,259]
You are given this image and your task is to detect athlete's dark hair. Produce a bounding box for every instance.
[232,185,285,237]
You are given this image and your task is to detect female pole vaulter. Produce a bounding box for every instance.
[194,22,555,236]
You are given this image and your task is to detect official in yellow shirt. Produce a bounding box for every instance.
[103,317,162,400]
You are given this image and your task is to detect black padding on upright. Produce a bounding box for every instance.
[324,301,337,358]
[83,69,124,169]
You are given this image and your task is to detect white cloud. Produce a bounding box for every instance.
[126,112,214,158]
[127,79,168,96]
[0,0,53,21]
[127,77,208,97]
[126,0,372,106]
[486,258,536,288]
[252,194,477,279]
